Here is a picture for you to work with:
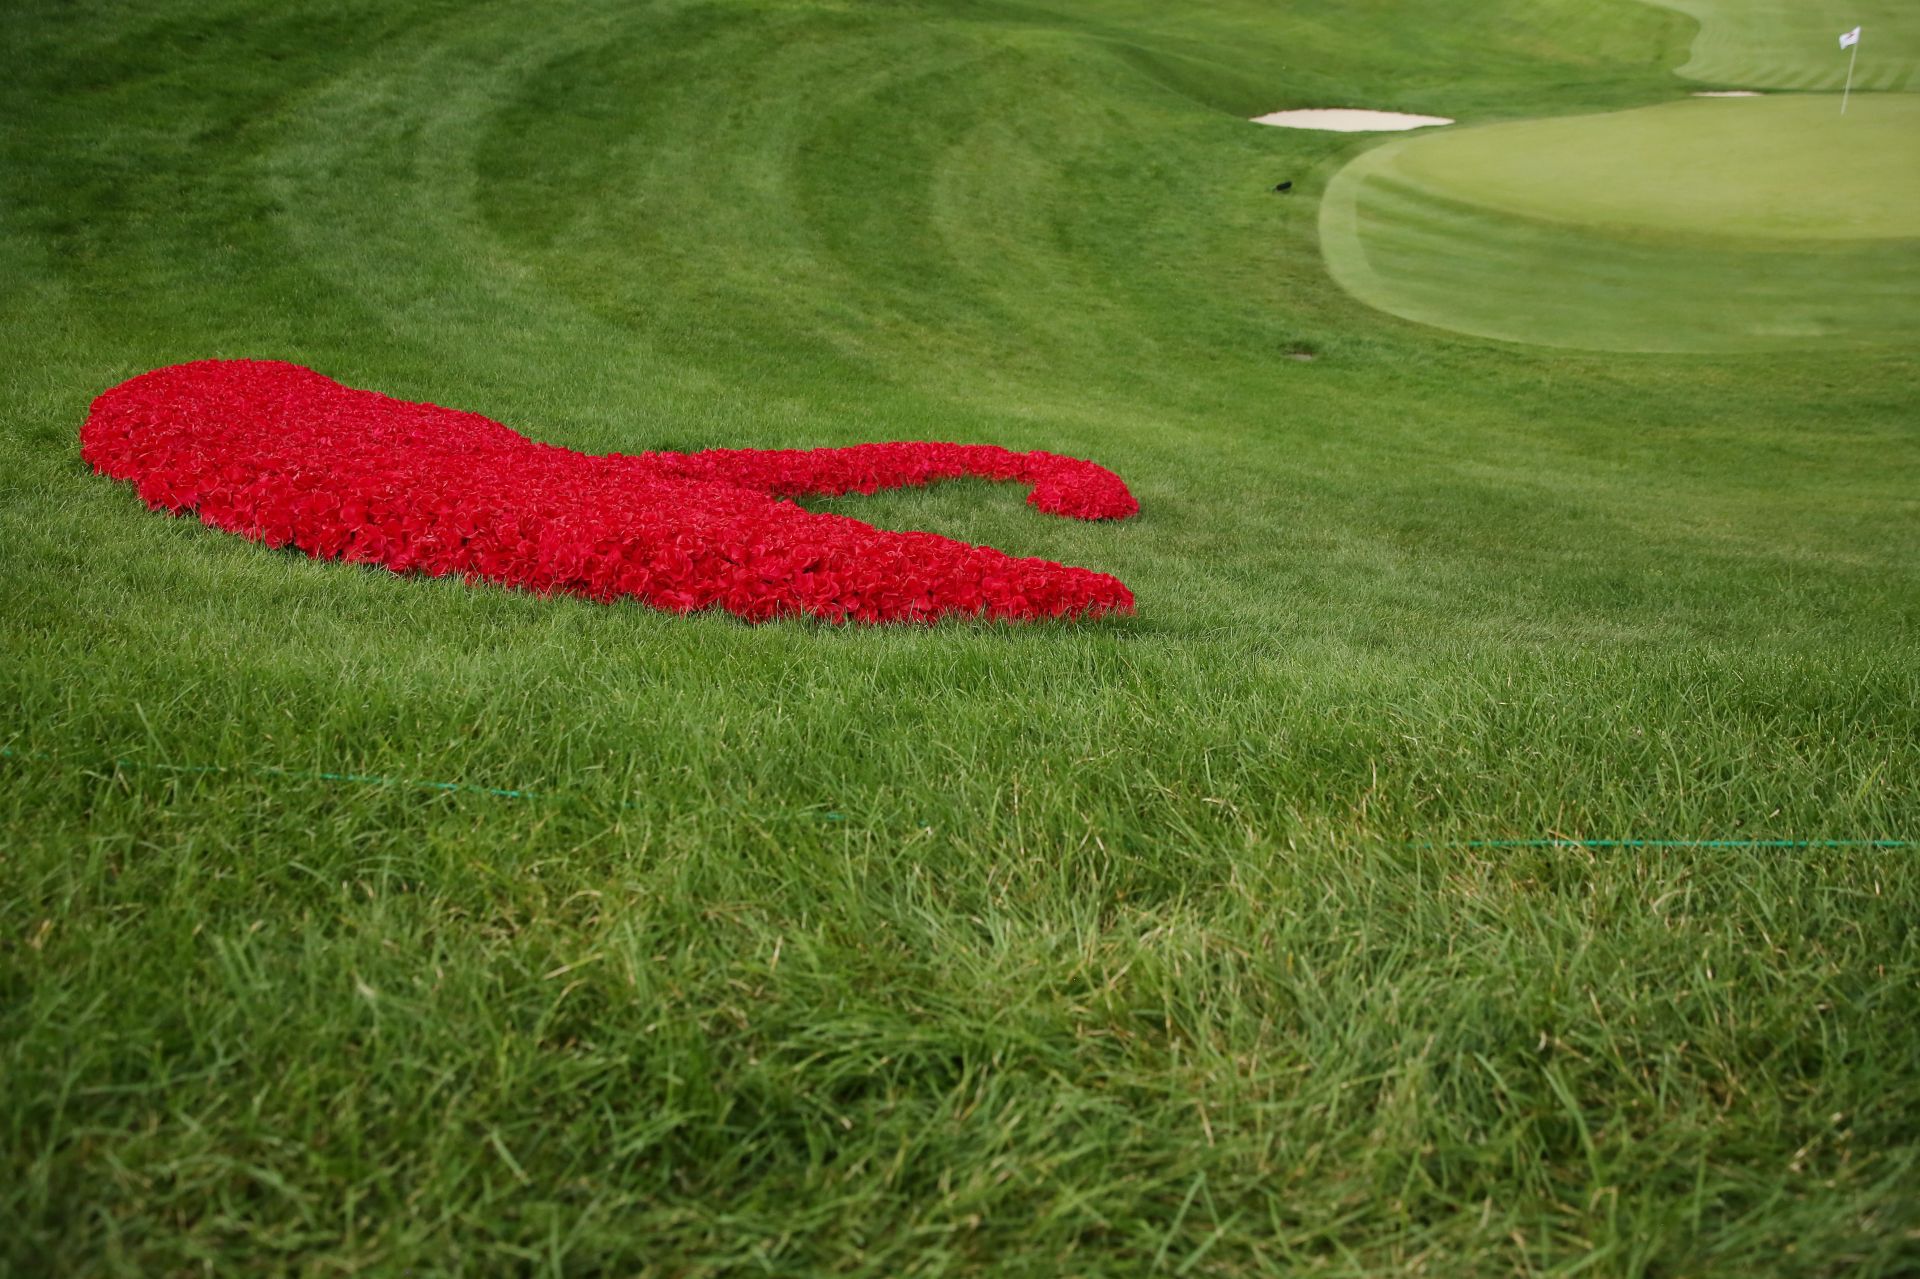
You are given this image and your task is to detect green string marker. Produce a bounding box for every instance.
[0,748,1906,844]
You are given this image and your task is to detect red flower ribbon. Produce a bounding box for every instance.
[81,360,1137,623]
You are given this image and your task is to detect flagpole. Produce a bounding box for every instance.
[1842,40,1858,114]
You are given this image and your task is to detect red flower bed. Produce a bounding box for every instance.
[80,360,1137,623]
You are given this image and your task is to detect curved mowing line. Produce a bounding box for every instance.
[1643,0,1919,91]
[4,750,1905,845]
[1319,98,1920,352]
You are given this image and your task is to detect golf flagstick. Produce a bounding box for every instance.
[1840,26,1861,114]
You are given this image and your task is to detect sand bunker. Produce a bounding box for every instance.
[1693,91,1764,97]
[1251,109,1453,132]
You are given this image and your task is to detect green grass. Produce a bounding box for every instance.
[1648,0,1920,91]
[3,0,1918,1273]
[1388,97,1920,240]
[1320,95,1920,352]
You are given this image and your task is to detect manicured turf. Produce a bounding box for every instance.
[1320,95,1920,352]
[4,0,1918,1274]
[1389,96,1920,240]
[1649,0,1920,91]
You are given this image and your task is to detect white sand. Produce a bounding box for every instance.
[1692,91,1763,97]
[1250,108,1453,132]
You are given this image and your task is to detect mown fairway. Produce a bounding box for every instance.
[3,0,1917,1274]
[1648,0,1920,90]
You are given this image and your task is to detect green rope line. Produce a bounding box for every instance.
[1416,838,1909,850]
[3,748,1905,844]
[3,747,542,802]
[0,746,845,818]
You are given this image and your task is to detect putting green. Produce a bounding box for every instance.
[1320,95,1920,352]
[1647,0,1919,91]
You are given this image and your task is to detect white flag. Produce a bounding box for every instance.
[1840,27,1860,49]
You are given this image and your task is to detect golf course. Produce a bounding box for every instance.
[2,0,1915,1273]
[1322,94,1920,351]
